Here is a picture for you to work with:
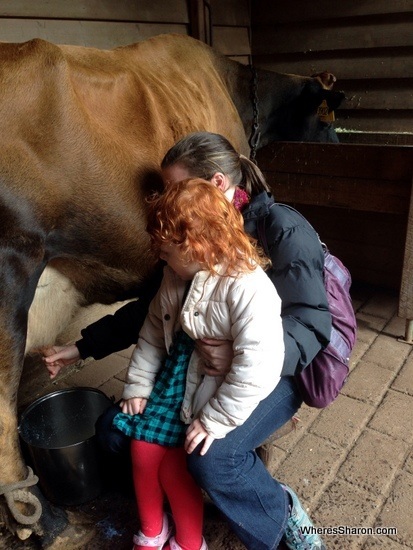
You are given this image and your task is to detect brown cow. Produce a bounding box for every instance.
[0,33,344,544]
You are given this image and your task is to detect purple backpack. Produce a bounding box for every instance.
[258,204,357,408]
[295,248,357,407]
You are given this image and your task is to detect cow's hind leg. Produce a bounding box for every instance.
[0,259,73,544]
[0,341,68,545]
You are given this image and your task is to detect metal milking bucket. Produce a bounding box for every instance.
[18,387,112,506]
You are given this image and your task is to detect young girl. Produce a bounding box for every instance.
[116,178,285,550]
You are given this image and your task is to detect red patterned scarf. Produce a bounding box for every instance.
[232,187,250,211]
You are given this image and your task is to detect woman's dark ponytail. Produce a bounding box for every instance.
[239,155,270,195]
[161,131,270,197]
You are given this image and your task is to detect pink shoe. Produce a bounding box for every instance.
[133,513,173,549]
[168,535,208,550]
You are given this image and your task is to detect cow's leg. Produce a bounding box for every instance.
[0,301,47,540]
[0,251,68,545]
[0,254,42,492]
[0,354,57,542]
[0,335,31,522]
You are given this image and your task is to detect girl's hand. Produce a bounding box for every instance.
[41,344,81,379]
[185,418,215,455]
[196,338,233,376]
[120,397,147,415]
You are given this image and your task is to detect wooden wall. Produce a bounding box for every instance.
[251,0,413,145]
[209,0,251,63]
[256,142,413,290]
[0,0,251,61]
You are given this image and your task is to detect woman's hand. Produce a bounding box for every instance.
[120,397,147,415]
[196,338,233,376]
[185,418,215,455]
[41,344,81,379]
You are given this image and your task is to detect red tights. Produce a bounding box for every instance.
[131,439,204,550]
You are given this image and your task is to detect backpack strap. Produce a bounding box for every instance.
[256,214,270,257]
[256,202,327,259]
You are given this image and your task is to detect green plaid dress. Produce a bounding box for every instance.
[112,329,195,447]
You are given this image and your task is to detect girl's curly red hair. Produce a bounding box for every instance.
[147,178,270,275]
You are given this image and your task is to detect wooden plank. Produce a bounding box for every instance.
[252,19,413,55]
[0,19,187,47]
[302,207,406,289]
[335,112,413,134]
[399,173,413,319]
[213,26,251,56]
[284,205,406,288]
[256,143,413,181]
[132,0,189,23]
[303,208,406,249]
[229,55,250,65]
[210,0,250,26]
[331,244,401,287]
[252,0,413,24]
[0,0,189,23]
[265,173,409,214]
[338,133,413,146]
[340,81,413,111]
[253,50,413,81]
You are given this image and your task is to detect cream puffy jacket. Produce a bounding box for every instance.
[122,264,284,439]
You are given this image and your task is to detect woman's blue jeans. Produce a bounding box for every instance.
[95,376,302,549]
[187,376,302,550]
